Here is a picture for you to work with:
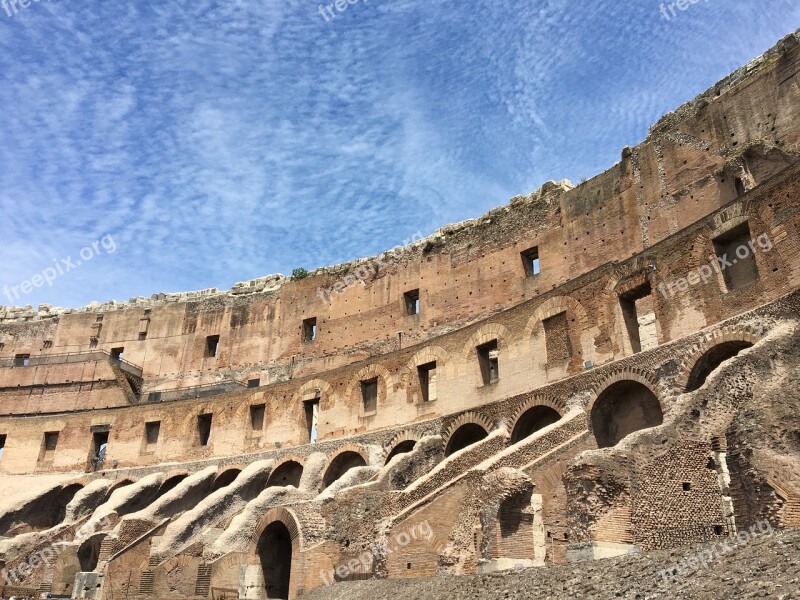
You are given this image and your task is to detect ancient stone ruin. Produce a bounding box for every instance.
[0,29,798,600]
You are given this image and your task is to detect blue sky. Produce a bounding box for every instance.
[0,0,798,308]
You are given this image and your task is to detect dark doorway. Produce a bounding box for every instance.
[591,381,663,448]
[267,461,304,488]
[90,431,109,472]
[510,406,561,444]
[686,341,753,392]
[258,521,292,599]
[445,423,489,456]
[385,440,417,465]
[322,452,366,489]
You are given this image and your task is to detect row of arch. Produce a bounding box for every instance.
[30,330,761,543]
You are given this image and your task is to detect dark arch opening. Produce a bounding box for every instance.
[686,341,753,392]
[445,423,489,456]
[385,440,417,465]
[104,479,134,502]
[510,406,561,445]
[591,381,663,448]
[155,474,187,499]
[211,469,241,492]
[78,533,106,572]
[258,521,292,599]
[322,452,366,489]
[267,461,304,488]
[54,483,84,526]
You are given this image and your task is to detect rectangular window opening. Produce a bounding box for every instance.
[145,421,160,445]
[418,361,437,402]
[361,377,378,413]
[521,246,540,277]
[205,335,220,358]
[477,340,499,385]
[40,431,59,461]
[0,434,6,461]
[304,397,320,444]
[542,312,573,365]
[619,282,655,354]
[404,289,420,316]
[13,354,30,367]
[111,347,124,362]
[197,413,213,446]
[713,222,759,291]
[247,378,261,388]
[91,431,109,470]
[250,404,265,432]
[303,317,317,342]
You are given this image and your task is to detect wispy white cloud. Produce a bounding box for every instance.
[0,0,798,306]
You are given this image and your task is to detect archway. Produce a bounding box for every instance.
[322,452,366,489]
[258,521,292,599]
[445,423,488,456]
[104,479,134,502]
[267,461,303,488]
[78,533,106,572]
[54,483,84,526]
[686,341,753,392]
[155,474,187,499]
[510,406,561,445]
[385,440,417,465]
[210,469,241,492]
[591,381,663,448]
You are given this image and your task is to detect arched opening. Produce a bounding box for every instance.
[591,381,663,448]
[445,423,488,456]
[78,533,105,572]
[322,452,366,489]
[267,461,303,488]
[510,406,561,445]
[210,469,241,492]
[258,521,292,599]
[385,440,417,465]
[155,474,187,499]
[104,479,134,502]
[54,483,84,526]
[686,341,753,392]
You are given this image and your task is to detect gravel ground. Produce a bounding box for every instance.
[301,528,800,599]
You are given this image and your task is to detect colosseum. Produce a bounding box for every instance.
[0,30,799,600]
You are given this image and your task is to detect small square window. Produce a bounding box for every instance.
[197,414,213,446]
[682,482,692,492]
[477,340,499,385]
[111,347,124,362]
[14,354,30,367]
[145,421,160,445]
[303,317,317,342]
[250,404,265,431]
[404,289,420,316]
[206,336,220,358]
[361,378,378,413]
[521,247,540,277]
[247,378,261,388]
